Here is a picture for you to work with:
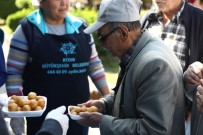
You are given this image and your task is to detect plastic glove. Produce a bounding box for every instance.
[45,106,69,135]
[0,97,7,106]
[0,96,8,118]
[10,117,25,135]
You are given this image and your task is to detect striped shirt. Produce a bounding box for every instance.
[146,1,186,68]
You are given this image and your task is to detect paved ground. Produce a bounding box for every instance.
[0,25,118,135]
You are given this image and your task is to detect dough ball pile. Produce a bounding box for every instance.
[8,92,45,112]
[70,105,98,115]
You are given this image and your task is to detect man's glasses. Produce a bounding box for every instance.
[98,27,119,42]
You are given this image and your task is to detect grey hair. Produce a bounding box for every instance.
[107,21,141,31]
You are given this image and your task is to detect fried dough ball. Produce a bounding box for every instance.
[90,90,102,100]
[18,99,26,107]
[90,106,98,112]
[34,106,42,111]
[11,95,19,104]
[38,99,45,107]
[8,99,15,104]
[74,106,82,113]
[36,96,43,101]
[22,105,31,111]
[29,99,38,109]
[8,103,18,112]
[70,105,98,115]
[28,92,37,100]
[71,110,78,115]
[81,105,87,112]
[17,107,22,111]
[69,106,75,112]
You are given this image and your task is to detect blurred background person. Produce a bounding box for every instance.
[184,61,203,135]
[6,0,111,134]
[141,0,203,134]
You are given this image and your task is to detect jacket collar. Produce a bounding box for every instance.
[27,9,83,34]
[126,30,152,70]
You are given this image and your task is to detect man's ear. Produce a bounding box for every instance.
[118,26,129,39]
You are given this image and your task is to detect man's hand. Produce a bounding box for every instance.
[184,62,203,84]
[77,112,103,127]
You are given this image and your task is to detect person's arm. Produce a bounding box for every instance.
[0,107,9,135]
[100,58,184,135]
[35,106,69,135]
[6,25,29,96]
[88,34,111,96]
[183,61,203,101]
[35,119,63,135]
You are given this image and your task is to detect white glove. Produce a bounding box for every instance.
[10,117,25,135]
[45,106,69,135]
[0,97,8,118]
[0,97,7,106]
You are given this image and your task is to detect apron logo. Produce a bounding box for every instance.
[60,42,77,57]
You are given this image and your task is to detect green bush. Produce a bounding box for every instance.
[6,8,34,32]
[15,0,32,9]
[0,0,19,20]
[69,8,97,25]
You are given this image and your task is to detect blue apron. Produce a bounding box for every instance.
[21,19,91,135]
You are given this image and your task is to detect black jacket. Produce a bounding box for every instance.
[35,119,63,135]
[0,107,9,135]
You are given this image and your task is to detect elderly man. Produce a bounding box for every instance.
[75,0,186,134]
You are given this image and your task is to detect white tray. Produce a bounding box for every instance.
[68,105,82,120]
[2,96,47,117]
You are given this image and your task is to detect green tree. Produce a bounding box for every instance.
[0,0,19,20]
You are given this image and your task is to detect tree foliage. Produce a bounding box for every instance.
[15,0,32,9]
[0,0,19,20]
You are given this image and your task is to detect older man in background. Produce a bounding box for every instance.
[141,0,203,135]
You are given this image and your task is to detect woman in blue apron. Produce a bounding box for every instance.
[6,0,110,134]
